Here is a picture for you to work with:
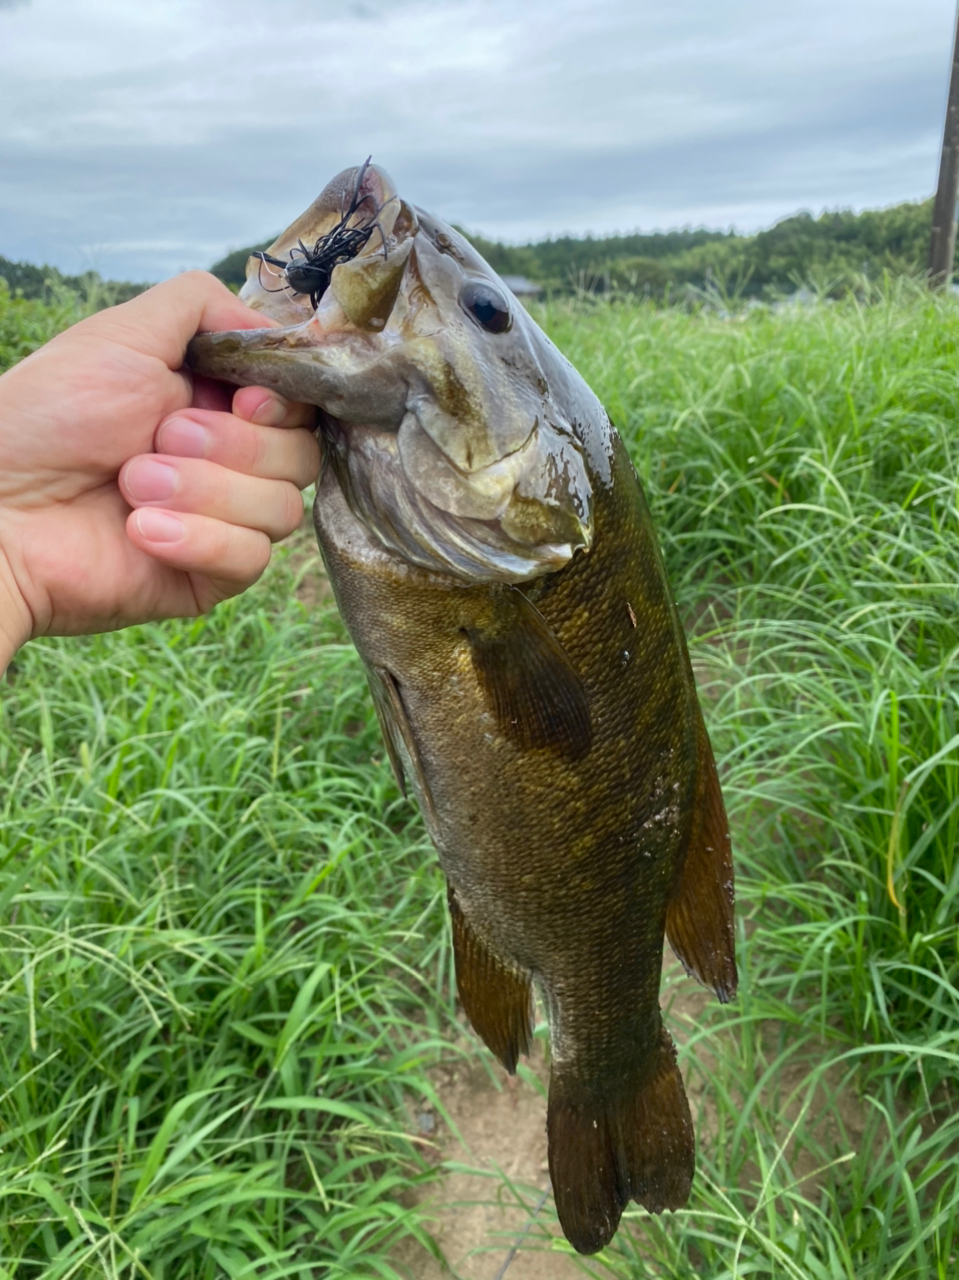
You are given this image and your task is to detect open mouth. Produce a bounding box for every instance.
[250,159,403,312]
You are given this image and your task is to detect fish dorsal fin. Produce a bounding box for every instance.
[366,664,440,830]
[465,588,592,762]
[666,717,738,1002]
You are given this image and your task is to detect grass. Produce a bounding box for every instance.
[0,556,456,1277]
[0,282,93,374]
[1,277,957,1277]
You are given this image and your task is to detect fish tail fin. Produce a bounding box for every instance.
[448,884,533,1073]
[666,716,738,1002]
[547,1023,693,1255]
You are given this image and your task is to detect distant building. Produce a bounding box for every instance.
[500,275,543,298]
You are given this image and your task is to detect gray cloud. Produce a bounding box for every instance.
[0,0,953,279]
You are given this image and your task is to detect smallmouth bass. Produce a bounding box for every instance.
[188,162,737,1255]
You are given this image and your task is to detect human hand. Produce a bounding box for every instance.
[0,271,320,670]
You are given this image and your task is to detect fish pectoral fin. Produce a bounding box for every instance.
[366,665,440,829]
[448,883,533,1074]
[547,1023,694,1255]
[666,716,738,1003]
[465,588,592,762]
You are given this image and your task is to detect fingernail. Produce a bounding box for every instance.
[125,458,178,501]
[135,509,185,543]
[250,394,287,426]
[158,417,211,458]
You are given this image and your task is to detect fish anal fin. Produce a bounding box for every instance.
[448,884,533,1074]
[466,589,592,762]
[666,718,737,1003]
[547,1023,694,1255]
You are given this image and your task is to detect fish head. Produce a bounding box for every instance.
[189,161,607,582]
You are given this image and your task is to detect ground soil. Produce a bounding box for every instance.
[390,967,712,1280]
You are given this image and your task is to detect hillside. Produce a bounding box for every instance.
[209,197,935,298]
[1,197,936,303]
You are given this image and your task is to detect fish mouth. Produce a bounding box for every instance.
[239,161,416,324]
[188,161,418,419]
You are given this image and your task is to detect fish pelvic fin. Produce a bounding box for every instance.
[448,884,533,1074]
[547,1024,694,1256]
[666,716,738,1003]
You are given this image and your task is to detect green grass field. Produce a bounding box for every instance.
[1,278,956,1278]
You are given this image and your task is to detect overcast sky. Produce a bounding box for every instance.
[0,0,955,281]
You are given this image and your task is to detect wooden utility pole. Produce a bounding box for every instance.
[929,6,959,287]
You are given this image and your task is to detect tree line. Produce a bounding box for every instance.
[0,258,145,307]
[461,198,935,298]
[0,197,937,303]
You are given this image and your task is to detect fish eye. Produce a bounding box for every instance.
[460,280,512,334]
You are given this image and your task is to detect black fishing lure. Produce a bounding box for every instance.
[252,157,393,309]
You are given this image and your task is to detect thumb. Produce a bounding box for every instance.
[77,270,280,370]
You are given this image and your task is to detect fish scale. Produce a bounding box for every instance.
[187,160,737,1255]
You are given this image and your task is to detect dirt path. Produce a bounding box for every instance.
[394,1053,579,1280]
[392,968,711,1280]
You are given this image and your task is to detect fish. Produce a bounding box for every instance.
[187,161,737,1255]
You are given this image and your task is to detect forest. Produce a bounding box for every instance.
[464,196,935,296]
